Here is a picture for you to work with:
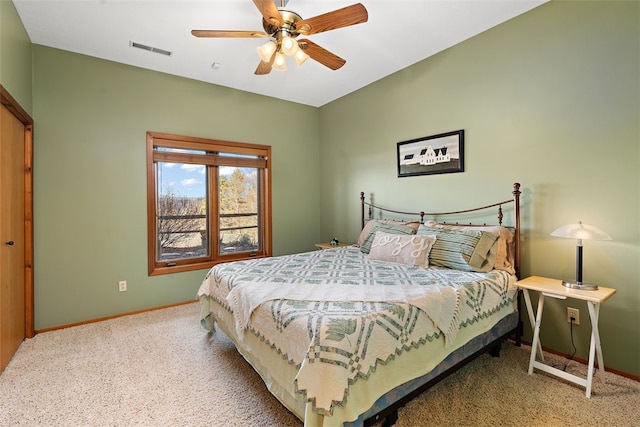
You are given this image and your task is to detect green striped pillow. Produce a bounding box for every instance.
[360,222,417,254]
[417,225,499,272]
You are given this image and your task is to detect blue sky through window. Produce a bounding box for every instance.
[158,163,237,197]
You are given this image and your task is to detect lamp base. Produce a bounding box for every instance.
[563,281,599,291]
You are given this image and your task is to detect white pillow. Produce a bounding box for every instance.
[367,231,437,268]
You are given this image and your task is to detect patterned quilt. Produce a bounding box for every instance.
[197,246,517,416]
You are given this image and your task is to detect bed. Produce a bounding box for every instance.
[197,182,522,426]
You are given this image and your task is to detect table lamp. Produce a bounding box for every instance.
[551,221,611,290]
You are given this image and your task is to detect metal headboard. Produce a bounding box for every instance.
[360,182,522,277]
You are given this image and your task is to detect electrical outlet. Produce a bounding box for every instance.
[567,307,579,325]
[118,280,127,292]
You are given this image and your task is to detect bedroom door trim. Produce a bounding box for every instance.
[0,85,35,340]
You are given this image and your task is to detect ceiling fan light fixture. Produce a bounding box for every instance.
[273,52,287,71]
[294,48,309,66]
[281,35,298,56]
[256,41,277,62]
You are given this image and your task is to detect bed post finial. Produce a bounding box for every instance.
[420,211,425,224]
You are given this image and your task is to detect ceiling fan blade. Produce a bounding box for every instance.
[191,30,267,38]
[252,0,284,27]
[295,3,368,36]
[299,39,346,70]
[255,52,276,75]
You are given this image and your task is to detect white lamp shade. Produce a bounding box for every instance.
[281,36,298,56]
[551,221,612,241]
[256,41,276,62]
[272,52,287,71]
[294,48,309,66]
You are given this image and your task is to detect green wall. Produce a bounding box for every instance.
[319,0,639,376]
[30,47,320,329]
[2,0,638,377]
[0,0,32,112]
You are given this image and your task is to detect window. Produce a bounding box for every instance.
[146,132,272,276]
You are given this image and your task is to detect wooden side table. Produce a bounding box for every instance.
[514,275,616,398]
[314,242,350,250]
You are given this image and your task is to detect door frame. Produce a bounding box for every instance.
[1,85,34,338]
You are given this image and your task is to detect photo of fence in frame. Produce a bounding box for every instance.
[397,130,465,177]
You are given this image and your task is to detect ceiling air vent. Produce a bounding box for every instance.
[129,41,172,56]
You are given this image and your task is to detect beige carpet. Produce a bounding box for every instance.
[1,303,638,426]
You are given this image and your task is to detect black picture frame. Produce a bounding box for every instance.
[396,130,465,177]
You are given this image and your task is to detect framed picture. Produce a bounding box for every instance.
[397,129,464,177]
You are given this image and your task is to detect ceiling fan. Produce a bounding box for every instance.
[191,0,368,75]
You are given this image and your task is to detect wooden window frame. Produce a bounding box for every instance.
[146,132,272,276]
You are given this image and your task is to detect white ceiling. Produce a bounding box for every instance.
[12,0,547,107]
